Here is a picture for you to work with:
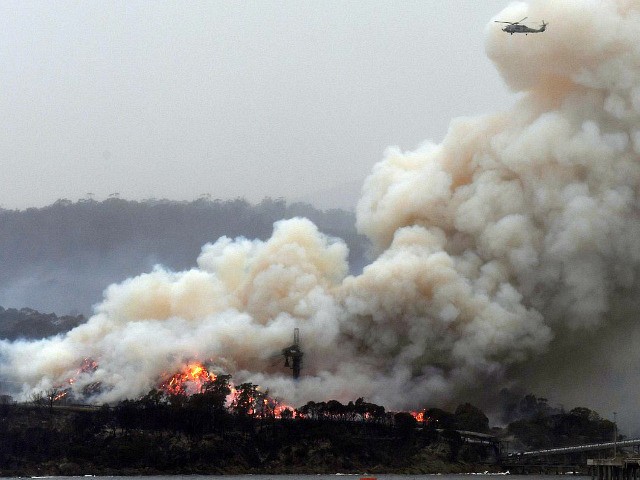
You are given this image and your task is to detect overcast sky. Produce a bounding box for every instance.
[1,0,516,210]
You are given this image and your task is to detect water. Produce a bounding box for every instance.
[1,475,591,480]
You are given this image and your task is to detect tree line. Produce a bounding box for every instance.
[0,196,369,317]
[0,381,620,475]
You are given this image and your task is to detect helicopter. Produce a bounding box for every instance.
[495,17,548,35]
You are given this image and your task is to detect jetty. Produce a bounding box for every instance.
[501,438,640,476]
[588,458,640,480]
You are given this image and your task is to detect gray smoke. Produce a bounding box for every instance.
[2,0,640,429]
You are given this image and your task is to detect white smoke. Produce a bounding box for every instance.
[2,0,640,419]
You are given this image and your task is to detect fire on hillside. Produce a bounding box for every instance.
[50,359,432,425]
[157,361,295,418]
[159,362,215,396]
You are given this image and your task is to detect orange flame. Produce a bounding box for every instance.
[411,410,425,423]
[53,390,69,402]
[68,357,98,384]
[158,362,295,417]
[274,403,295,418]
[159,362,216,396]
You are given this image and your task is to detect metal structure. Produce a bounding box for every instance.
[503,438,640,475]
[507,438,640,459]
[282,327,303,380]
[615,412,618,458]
[589,457,640,480]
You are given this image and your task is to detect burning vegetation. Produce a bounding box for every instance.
[159,362,216,396]
[46,358,432,425]
[32,357,102,407]
[154,361,295,419]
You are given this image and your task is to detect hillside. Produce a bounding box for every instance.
[0,401,497,476]
[0,389,615,476]
[0,198,369,316]
[0,306,85,341]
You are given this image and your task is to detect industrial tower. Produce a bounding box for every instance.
[282,327,303,380]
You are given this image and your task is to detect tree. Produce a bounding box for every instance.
[298,401,319,420]
[325,400,345,421]
[115,400,140,432]
[454,403,489,432]
[394,412,417,438]
[519,394,550,419]
[570,406,598,421]
[141,388,167,407]
[201,374,232,411]
[31,387,67,413]
[231,382,259,417]
[426,407,456,430]
[30,390,46,408]
[45,387,65,412]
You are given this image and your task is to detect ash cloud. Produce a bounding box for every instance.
[3,0,640,427]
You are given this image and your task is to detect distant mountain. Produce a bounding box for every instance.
[0,197,370,316]
[0,306,85,341]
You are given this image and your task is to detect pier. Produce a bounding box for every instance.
[501,438,640,475]
[588,458,640,480]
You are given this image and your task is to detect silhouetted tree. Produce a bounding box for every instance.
[426,407,456,430]
[202,374,232,408]
[298,400,320,420]
[454,403,489,432]
[394,411,417,438]
[231,382,259,418]
[325,399,345,421]
[519,393,551,419]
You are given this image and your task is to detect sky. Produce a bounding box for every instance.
[0,0,516,211]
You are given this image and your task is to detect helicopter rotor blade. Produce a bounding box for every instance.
[495,16,528,25]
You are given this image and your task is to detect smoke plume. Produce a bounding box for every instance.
[2,0,640,423]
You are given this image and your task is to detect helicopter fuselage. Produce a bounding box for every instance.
[502,24,546,34]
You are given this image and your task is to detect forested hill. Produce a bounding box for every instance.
[0,197,369,316]
[0,307,85,341]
